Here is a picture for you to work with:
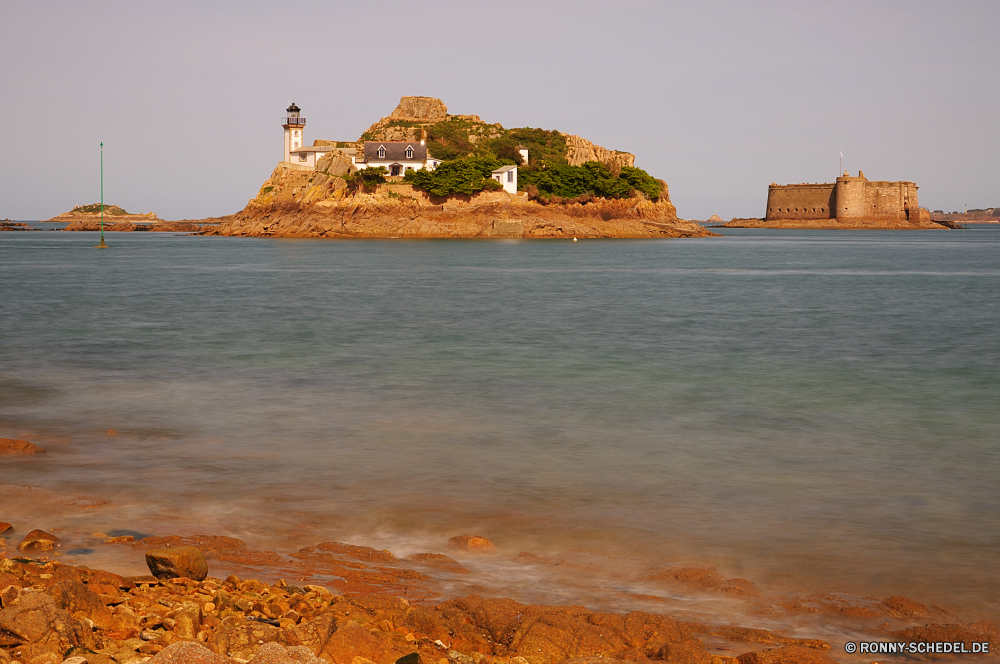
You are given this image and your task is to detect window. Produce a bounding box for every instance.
[405,146,414,159]
[298,153,307,162]
[507,170,513,183]
[377,146,386,159]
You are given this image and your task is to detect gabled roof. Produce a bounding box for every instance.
[290,145,334,153]
[492,164,518,174]
[364,142,427,162]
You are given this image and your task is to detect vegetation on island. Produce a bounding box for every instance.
[404,156,507,196]
[70,203,130,216]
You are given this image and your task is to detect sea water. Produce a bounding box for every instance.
[1,227,998,621]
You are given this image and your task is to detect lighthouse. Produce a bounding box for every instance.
[282,103,306,163]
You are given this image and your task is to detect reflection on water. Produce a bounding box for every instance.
[1,228,998,623]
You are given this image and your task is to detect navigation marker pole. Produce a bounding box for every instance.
[97,142,108,248]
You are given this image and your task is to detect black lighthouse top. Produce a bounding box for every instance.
[283,102,305,127]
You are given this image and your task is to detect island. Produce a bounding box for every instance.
[205,97,712,240]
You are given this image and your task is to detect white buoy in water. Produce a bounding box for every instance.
[572,237,578,242]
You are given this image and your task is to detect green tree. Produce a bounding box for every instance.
[406,155,512,196]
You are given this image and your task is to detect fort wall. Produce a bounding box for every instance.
[766,184,835,220]
[767,172,921,224]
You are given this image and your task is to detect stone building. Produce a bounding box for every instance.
[765,171,930,225]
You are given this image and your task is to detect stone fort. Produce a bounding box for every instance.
[766,171,930,224]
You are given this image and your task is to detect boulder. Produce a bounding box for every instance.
[147,641,232,664]
[320,620,412,664]
[18,530,60,552]
[0,523,11,534]
[0,438,45,456]
[48,573,113,629]
[447,536,496,553]
[144,546,208,581]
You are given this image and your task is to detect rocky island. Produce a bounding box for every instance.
[50,205,224,233]
[208,97,711,240]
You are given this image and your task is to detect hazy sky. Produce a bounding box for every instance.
[2,1,997,220]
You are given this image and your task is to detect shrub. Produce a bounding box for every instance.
[406,155,514,196]
[346,167,388,193]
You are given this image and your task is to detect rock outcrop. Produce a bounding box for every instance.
[214,160,709,240]
[0,438,45,456]
[390,96,448,121]
[561,134,634,169]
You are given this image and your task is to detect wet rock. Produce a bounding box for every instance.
[312,542,397,564]
[736,646,839,663]
[145,546,208,581]
[148,640,232,663]
[18,530,60,552]
[404,554,469,575]
[642,567,758,597]
[137,536,247,556]
[249,642,326,663]
[0,523,11,534]
[0,438,45,456]
[447,537,496,553]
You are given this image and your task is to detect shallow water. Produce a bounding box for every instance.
[1,227,998,622]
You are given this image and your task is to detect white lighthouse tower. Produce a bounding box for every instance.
[282,102,306,163]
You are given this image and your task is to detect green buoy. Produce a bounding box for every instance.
[96,141,108,248]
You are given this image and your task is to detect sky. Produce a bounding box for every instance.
[1,0,997,221]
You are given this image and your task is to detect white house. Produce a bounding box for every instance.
[358,141,440,176]
[491,164,518,194]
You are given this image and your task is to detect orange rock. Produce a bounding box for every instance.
[322,619,413,664]
[736,646,840,663]
[0,438,45,455]
[642,567,758,597]
[147,641,231,663]
[313,541,398,564]
[447,536,496,553]
[17,529,59,552]
[405,553,469,575]
[0,522,12,534]
[145,546,209,581]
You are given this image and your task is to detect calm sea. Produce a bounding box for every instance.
[1,227,998,622]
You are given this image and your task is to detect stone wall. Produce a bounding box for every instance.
[766,183,835,220]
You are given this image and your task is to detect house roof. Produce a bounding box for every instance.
[290,145,334,153]
[364,142,427,162]
[492,164,518,174]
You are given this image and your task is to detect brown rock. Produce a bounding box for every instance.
[145,546,208,581]
[312,541,397,564]
[208,614,288,660]
[249,641,327,663]
[0,438,45,456]
[447,536,495,553]
[148,640,232,664]
[404,553,469,574]
[321,620,412,664]
[736,646,839,664]
[0,522,11,534]
[390,96,448,121]
[48,574,113,629]
[17,530,60,552]
[0,587,94,652]
[289,613,336,654]
[642,567,758,597]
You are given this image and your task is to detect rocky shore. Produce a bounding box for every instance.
[1,519,997,664]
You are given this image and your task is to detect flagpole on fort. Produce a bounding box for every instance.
[97,142,107,248]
